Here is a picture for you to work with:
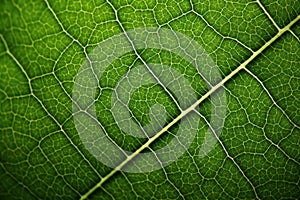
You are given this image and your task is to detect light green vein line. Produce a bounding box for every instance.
[0,34,101,196]
[80,13,299,200]
[256,0,280,31]
[193,110,261,199]
[0,163,41,200]
[290,30,300,42]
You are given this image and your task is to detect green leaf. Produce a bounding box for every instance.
[0,0,299,199]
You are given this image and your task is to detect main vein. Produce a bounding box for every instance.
[80,15,299,200]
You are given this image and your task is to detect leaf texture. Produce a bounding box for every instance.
[0,0,299,199]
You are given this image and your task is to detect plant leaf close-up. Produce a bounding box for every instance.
[0,0,299,199]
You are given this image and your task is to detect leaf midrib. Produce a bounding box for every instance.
[79,4,300,200]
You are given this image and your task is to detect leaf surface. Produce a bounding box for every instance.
[0,0,299,199]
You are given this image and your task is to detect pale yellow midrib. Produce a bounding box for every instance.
[80,15,300,200]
